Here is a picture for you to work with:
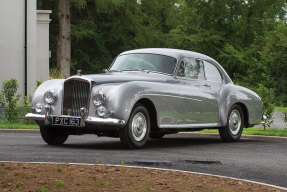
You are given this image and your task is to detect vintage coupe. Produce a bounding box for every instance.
[26,48,263,148]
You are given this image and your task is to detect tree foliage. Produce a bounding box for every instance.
[41,0,287,105]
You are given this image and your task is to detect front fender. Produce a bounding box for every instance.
[89,82,148,122]
[90,81,178,123]
[31,79,65,115]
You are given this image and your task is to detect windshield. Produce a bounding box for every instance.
[110,53,177,75]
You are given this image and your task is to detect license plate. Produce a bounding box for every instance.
[52,116,81,126]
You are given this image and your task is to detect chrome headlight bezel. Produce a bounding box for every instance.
[92,93,105,106]
[44,89,57,105]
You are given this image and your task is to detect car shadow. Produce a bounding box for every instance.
[51,134,259,151]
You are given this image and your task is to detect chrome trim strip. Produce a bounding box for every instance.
[25,113,126,126]
[159,123,218,129]
[85,117,126,125]
[146,94,202,102]
[25,113,46,121]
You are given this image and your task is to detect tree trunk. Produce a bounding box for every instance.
[57,0,71,78]
[37,0,43,9]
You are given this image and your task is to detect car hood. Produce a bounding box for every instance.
[74,72,171,84]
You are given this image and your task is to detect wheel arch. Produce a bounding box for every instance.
[234,102,249,128]
[134,98,158,132]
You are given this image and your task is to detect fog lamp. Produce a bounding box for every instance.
[35,103,43,113]
[97,106,107,117]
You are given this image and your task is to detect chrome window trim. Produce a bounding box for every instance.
[175,57,206,81]
[202,60,224,85]
[145,93,203,102]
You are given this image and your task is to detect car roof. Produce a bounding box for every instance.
[119,48,218,64]
[118,48,233,84]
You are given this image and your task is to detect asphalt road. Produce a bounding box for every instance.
[0,131,286,188]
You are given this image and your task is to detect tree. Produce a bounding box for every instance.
[264,22,287,106]
[57,0,71,78]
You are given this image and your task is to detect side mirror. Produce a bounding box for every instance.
[102,69,108,73]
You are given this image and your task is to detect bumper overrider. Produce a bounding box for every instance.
[25,105,126,127]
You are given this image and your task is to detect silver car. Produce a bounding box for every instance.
[26,48,263,148]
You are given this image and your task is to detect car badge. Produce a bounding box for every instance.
[67,109,71,115]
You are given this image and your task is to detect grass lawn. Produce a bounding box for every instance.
[199,127,287,137]
[0,122,39,129]
[275,106,287,111]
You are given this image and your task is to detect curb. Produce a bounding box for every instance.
[0,129,286,141]
[0,161,286,191]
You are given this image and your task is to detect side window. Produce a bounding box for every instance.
[204,61,222,84]
[178,58,204,80]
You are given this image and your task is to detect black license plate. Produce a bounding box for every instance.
[52,116,81,126]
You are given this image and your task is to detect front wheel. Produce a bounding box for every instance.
[219,105,244,142]
[40,126,69,145]
[119,104,150,149]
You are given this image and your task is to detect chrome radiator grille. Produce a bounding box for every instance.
[62,79,90,116]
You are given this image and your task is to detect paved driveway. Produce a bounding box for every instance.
[0,131,286,188]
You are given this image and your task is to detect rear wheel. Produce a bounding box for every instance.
[119,104,150,148]
[40,126,69,145]
[219,104,244,142]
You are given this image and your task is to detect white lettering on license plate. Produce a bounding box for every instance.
[53,117,80,126]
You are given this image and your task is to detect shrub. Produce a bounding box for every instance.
[36,80,43,89]
[256,84,275,130]
[1,79,20,122]
[18,80,43,124]
[18,95,34,124]
[50,68,64,79]
[0,89,4,107]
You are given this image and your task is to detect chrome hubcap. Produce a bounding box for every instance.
[229,109,241,135]
[131,112,147,142]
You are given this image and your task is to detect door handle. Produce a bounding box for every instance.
[203,84,211,87]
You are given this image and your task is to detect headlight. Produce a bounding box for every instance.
[44,89,57,104]
[92,93,105,106]
[35,103,43,113]
[97,106,107,117]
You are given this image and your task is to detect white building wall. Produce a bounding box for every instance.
[27,0,38,95]
[0,0,50,97]
[0,0,26,96]
[37,10,52,83]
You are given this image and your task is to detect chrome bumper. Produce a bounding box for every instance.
[25,113,126,126]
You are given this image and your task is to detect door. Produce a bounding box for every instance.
[200,60,224,124]
[176,58,218,125]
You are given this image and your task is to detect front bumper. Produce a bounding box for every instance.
[25,113,126,127]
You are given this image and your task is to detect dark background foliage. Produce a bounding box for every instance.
[40,0,287,106]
